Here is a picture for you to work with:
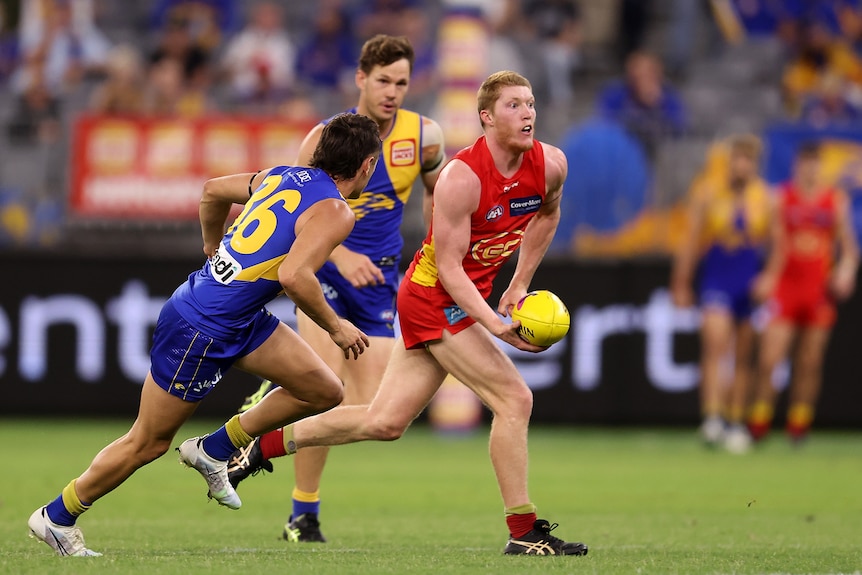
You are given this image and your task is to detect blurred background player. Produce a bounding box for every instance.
[230,70,587,556]
[671,134,771,453]
[27,113,381,557]
[228,34,445,543]
[749,142,859,444]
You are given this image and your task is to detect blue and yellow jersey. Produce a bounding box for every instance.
[171,165,344,339]
[328,107,424,261]
[698,177,771,252]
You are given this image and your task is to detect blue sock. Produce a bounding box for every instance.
[46,495,80,527]
[200,426,237,461]
[293,498,321,518]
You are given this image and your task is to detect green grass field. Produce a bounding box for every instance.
[1,418,860,575]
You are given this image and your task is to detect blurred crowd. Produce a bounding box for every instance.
[2,0,862,254]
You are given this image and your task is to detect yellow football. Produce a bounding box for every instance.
[511,290,570,347]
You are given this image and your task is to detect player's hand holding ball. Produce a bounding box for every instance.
[511,290,570,347]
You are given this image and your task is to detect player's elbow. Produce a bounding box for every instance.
[201,178,219,203]
[278,268,304,297]
[363,412,409,442]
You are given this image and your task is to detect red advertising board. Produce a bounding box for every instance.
[70,115,315,219]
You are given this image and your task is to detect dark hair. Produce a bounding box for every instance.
[309,113,381,180]
[796,141,821,159]
[358,34,414,74]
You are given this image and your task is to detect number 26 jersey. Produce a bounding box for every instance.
[171,165,346,339]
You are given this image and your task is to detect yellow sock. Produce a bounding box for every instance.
[292,487,320,503]
[226,414,253,448]
[504,503,537,515]
[61,479,90,516]
[727,404,744,424]
[787,403,814,428]
[748,401,774,426]
[283,424,297,454]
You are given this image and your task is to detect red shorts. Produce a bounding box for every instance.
[397,279,476,349]
[769,280,835,328]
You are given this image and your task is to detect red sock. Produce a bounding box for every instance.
[506,512,537,539]
[259,428,286,459]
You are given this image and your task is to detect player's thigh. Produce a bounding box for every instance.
[342,335,395,405]
[366,340,447,429]
[129,371,199,445]
[758,321,796,371]
[235,322,340,397]
[296,308,349,378]
[700,308,734,357]
[428,324,530,414]
[733,319,756,365]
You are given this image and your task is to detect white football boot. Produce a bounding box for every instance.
[177,436,242,509]
[28,506,102,557]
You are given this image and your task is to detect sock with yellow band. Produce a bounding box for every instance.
[45,479,91,527]
[786,402,814,440]
[747,400,774,441]
[505,503,537,538]
[292,487,321,518]
[202,415,253,460]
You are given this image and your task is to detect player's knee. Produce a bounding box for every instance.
[487,383,533,421]
[310,380,344,412]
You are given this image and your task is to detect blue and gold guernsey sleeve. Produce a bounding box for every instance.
[171,166,344,339]
[333,108,423,262]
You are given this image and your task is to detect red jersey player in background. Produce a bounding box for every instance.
[235,71,587,555]
[749,142,859,444]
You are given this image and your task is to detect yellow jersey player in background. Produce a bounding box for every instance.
[227,34,445,543]
[28,113,381,557]
[671,134,771,453]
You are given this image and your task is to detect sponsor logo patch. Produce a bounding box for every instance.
[210,244,242,284]
[444,305,468,326]
[390,139,416,166]
[321,282,338,300]
[509,195,542,216]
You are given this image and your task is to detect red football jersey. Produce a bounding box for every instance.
[777,182,839,288]
[406,135,547,298]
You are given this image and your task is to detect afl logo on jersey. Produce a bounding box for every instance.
[486,205,504,221]
[390,139,416,166]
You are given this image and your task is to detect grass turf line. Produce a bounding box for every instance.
[1,419,860,574]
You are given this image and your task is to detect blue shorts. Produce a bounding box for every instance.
[150,299,280,401]
[698,245,761,320]
[316,260,398,337]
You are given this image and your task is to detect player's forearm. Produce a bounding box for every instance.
[509,211,558,292]
[280,269,341,334]
[438,266,501,329]
[199,196,233,249]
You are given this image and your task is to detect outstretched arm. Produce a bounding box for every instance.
[279,199,369,359]
[498,144,566,316]
[831,190,859,300]
[670,183,707,308]
[752,191,785,302]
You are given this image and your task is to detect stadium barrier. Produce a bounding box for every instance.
[3,253,861,427]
